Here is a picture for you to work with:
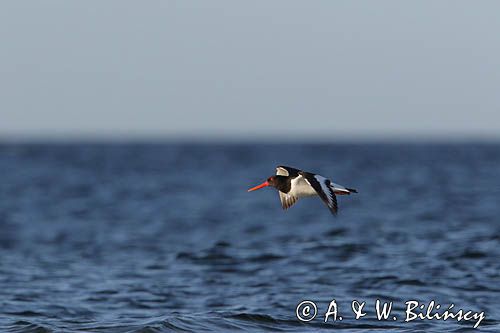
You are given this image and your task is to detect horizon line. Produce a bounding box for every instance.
[1,133,500,145]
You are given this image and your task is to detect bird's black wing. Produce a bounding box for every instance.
[300,172,338,215]
[278,191,299,210]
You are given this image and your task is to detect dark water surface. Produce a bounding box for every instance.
[0,143,499,332]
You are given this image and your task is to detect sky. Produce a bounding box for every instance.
[1,1,499,141]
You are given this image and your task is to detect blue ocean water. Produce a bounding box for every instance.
[0,143,499,332]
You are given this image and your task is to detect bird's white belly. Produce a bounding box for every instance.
[291,177,317,197]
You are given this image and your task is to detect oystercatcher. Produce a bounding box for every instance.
[248,166,357,215]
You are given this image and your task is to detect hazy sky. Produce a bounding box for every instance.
[1,1,499,140]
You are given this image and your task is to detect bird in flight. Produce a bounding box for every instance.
[248,165,357,215]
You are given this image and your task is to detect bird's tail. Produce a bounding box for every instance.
[333,185,358,195]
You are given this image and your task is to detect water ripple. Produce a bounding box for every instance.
[0,143,499,332]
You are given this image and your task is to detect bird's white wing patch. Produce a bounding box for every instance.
[315,175,331,195]
[276,167,289,176]
[278,191,298,210]
[313,175,338,214]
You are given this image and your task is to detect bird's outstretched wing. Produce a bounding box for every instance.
[278,191,298,210]
[276,165,301,177]
[300,172,338,215]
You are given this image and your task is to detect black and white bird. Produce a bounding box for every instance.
[248,165,357,215]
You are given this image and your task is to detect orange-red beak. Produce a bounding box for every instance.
[247,181,269,192]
